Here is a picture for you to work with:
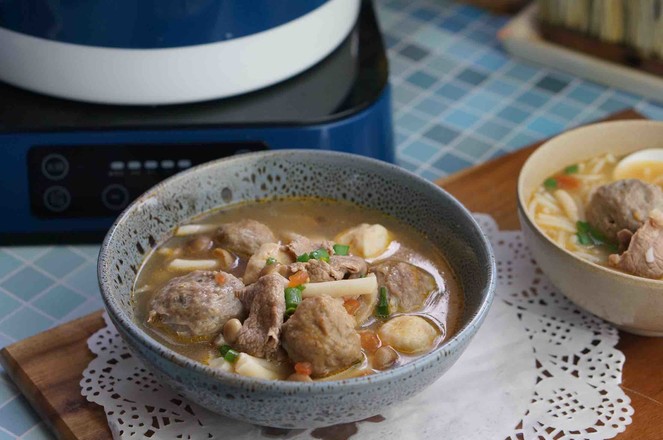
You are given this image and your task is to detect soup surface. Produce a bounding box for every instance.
[134,198,464,381]
[529,152,663,280]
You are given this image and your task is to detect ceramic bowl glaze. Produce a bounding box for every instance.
[518,120,663,337]
[98,150,496,428]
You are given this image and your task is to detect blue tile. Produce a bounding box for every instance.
[535,75,570,93]
[0,428,16,440]
[463,92,503,113]
[483,78,519,97]
[0,395,42,435]
[0,295,19,321]
[32,285,85,319]
[465,28,495,45]
[455,136,493,158]
[64,297,104,321]
[402,140,440,163]
[33,248,85,278]
[0,252,21,280]
[516,89,552,109]
[455,4,485,19]
[476,120,513,140]
[396,112,429,133]
[435,82,469,101]
[504,63,539,81]
[0,333,13,348]
[383,32,400,49]
[443,108,481,130]
[497,105,530,124]
[384,0,410,10]
[599,98,629,113]
[406,71,438,89]
[411,27,455,51]
[472,51,509,71]
[567,82,604,104]
[410,7,438,21]
[549,101,583,121]
[389,17,423,36]
[414,97,447,116]
[73,245,100,262]
[396,157,419,173]
[419,167,443,181]
[392,84,420,105]
[445,40,483,62]
[612,89,642,104]
[0,377,17,406]
[398,44,430,62]
[389,56,412,77]
[4,247,45,262]
[640,102,663,120]
[487,148,509,160]
[0,308,53,340]
[1,267,52,301]
[433,152,473,174]
[427,54,459,75]
[505,131,541,151]
[527,115,566,136]
[63,262,99,296]
[456,68,488,86]
[437,15,469,32]
[21,422,53,440]
[395,129,410,147]
[424,124,461,145]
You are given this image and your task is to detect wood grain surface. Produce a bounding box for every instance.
[0,109,661,439]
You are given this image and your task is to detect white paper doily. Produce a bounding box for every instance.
[81,214,633,440]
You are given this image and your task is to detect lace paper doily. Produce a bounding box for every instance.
[81,214,633,440]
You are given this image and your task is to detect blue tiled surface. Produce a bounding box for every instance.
[0,0,662,438]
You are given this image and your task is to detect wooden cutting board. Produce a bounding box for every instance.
[1,109,661,440]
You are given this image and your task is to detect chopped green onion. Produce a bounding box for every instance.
[564,164,579,174]
[576,221,610,247]
[219,344,232,357]
[375,287,390,319]
[544,177,557,190]
[333,244,350,256]
[266,257,277,265]
[296,284,306,291]
[284,287,303,316]
[309,248,330,262]
[224,348,240,363]
[296,253,310,263]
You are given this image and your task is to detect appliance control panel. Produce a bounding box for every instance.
[27,142,266,218]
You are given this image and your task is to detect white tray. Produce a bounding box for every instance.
[499,4,663,102]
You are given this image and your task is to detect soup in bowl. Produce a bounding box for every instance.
[98,150,495,427]
[518,120,663,336]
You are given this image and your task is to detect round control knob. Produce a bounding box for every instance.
[41,154,69,180]
[43,186,71,212]
[102,184,130,211]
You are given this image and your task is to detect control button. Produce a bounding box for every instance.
[161,160,175,169]
[43,186,71,212]
[102,184,130,211]
[177,159,192,169]
[127,161,141,171]
[144,160,158,170]
[41,154,69,180]
[110,161,125,171]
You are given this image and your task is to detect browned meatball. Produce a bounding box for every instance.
[586,179,663,242]
[372,260,436,312]
[217,219,276,256]
[282,296,361,377]
[148,271,244,338]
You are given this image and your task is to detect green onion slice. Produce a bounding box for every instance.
[310,248,330,262]
[333,244,350,256]
[284,287,303,316]
[375,287,390,319]
[576,221,610,247]
[266,257,277,265]
[564,164,579,174]
[296,253,310,263]
[219,344,232,357]
[543,177,557,190]
[224,348,240,363]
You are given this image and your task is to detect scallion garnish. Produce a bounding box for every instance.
[564,164,579,174]
[224,348,239,363]
[310,248,330,262]
[266,257,277,265]
[333,244,350,256]
[219,344,231,356]
[544,177,557,190]
[375,287,390,319]
[576,221,609,247]
[296,253,310,263]
[284,287,303,316]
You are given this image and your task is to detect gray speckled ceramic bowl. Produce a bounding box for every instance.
[98,150,495,428]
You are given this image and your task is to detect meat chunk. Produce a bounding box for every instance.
[288,255,368,282]
[372,261,436,312]
[282,295,362,377]
[283,233,334,259]
[233,273,288,360]
[586,179,663,242]
[609,210,663,279]
[217,219,276,256]
[148,270,244,338]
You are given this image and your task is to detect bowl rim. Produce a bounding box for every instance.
[98,149,496,392]
[517,119,663,287]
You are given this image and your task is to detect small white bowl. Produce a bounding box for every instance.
[517,120,663,337]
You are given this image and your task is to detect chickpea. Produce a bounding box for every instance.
[223,318,242,344]
[373,345,399,370]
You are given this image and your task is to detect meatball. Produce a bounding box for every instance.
[372,261,436,312]
[282,296,362,377]
[586,179,663,242]
[217,219,276,256]
[148,270,244,338]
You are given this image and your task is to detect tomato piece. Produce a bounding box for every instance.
[343,298,361,315]
[288,271,310,288]
[555,174,580,190]
[294,362,313,376]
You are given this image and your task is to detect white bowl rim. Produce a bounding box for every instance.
[517,119,663,287]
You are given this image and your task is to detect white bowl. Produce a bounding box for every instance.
[517,120,663,336]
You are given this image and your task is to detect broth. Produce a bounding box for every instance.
[133,198,464,380]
